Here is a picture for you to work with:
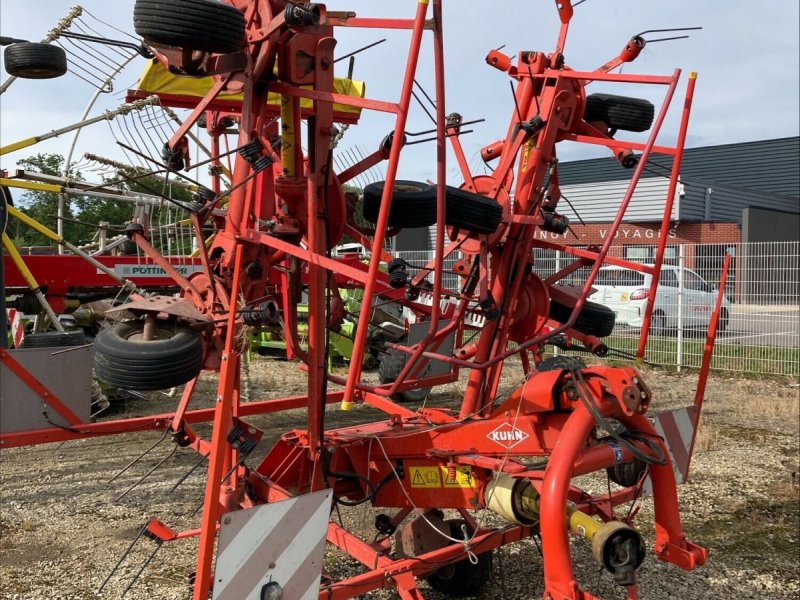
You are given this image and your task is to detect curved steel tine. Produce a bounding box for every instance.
[108,427,170,483]
[114,443,179,502]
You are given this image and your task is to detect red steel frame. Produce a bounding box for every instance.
[0,2,716,599]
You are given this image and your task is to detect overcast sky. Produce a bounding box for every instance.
[1,0,798,187]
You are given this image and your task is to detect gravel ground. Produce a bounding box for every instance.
[0,359,798,600]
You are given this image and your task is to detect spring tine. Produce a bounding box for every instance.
[114,443,179,502]
[220,463,239,484]
[108,428,170,483]
[189,495,206,518]
[345,147,360,175]
[121,540,163,597]
[97,523,148,593]
[169,452,209,494]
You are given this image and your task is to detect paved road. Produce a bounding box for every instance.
[721,305,799,348]
[612,305,799,348]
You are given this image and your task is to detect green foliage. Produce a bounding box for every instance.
[339,183,366,246]
[7,153,194,250]
[9,153,129,247]
[7,154,69,246]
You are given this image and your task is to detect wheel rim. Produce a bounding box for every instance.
[653,313,665,335]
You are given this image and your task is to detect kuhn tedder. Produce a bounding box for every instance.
[1,0,733,598]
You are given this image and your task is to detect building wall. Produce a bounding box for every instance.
[742,207,800,243]
[556,137,800,227]
[540,221,741,247]
[556,178,679,223]
[533,221,742,298]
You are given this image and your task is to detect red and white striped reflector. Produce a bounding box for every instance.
[213,489,332,600]
[7,309,24,348]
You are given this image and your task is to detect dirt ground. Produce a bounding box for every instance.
[0,357,798,600]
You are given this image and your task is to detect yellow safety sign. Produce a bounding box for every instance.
[409,466,442,488]
[441,466,475,488]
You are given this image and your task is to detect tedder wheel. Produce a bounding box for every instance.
[3,42,67,79]
[607,459,648,488]
[93,320,203,391]
[536,355,587,372]
[583,93,655,133]
[604,423,648,487]
[363,181,503,234]
[133,0,246,54]
[717,307,729,332]
[20,330,86,348]
[0,187,9,235]
[443,186,503,234]
[425,519,492,597]
[121,239,139,255]
[650,310,669,337]
[362,180,437,228]
[377,337,431,403]
[548,299,616,338]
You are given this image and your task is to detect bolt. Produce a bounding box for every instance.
[223,517,231,525]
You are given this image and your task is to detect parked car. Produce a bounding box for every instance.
[332,243,369,258]
[587,265,730,335]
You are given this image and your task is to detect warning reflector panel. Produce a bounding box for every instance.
[213,489,332,600]
[643,405,698,496]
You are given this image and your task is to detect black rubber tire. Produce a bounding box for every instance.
[121,239,138,255]
[548,299,616,338]
[0,186,9,235]
[363,181,503,234]
[1,185,12,207]
[20,330,86,348]
[377,337,430,403]
[717,307,729,332]
[584,93,655,133]
[537,355,586,372]
[93,320,203,391]
[3,43,67,79]
[607,459,648,488]
[362,180,437,228]
[650,310,669,337]
[133,0,246,54]
[443,186,503,234]
[425,519,492,597]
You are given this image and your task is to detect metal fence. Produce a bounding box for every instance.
[396,241,800,376]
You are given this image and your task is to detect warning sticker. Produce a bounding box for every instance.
[441,466,475,488]
[409,466,442,488]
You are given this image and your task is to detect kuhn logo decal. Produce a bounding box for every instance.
[487,423,529,449]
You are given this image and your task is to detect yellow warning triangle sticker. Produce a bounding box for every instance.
[412,470,425,485]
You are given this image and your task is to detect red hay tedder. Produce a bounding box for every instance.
[1,1,734,598]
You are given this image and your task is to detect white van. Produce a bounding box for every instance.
[332,243,369,258]
[588,265,730,335]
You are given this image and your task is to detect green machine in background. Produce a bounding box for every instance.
[250,288,404,369]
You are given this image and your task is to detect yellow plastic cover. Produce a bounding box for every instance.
[133,59,364,117]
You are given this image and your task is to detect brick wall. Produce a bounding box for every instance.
[535,221,741,247]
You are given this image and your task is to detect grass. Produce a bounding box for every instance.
[603,333,800,377]
[693,418,719,453]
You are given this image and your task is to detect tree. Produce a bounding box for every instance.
[8,154,73,246]
[7,153,194,251]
